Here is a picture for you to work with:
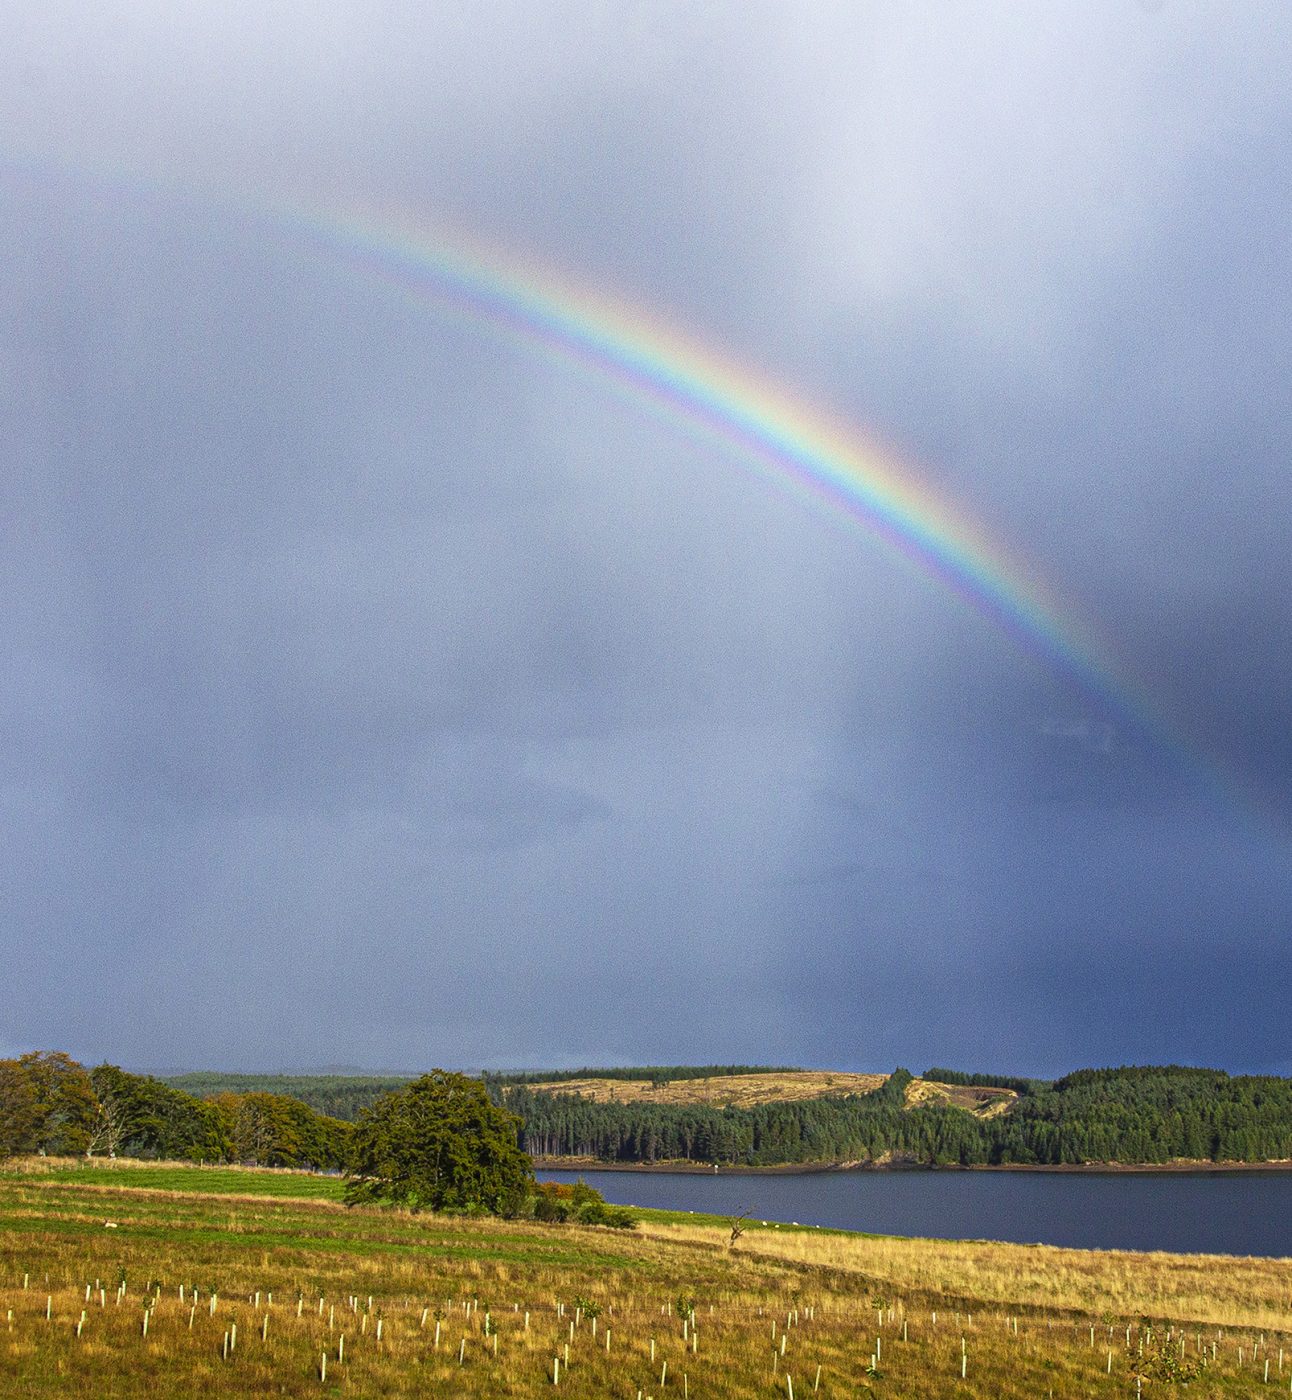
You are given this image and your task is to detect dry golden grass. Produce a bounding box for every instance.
[4,1155,327,1181]
[519,1070,887,1106]
[517,1071,1019,1117]
[904,1079,1018,1117]
[640,1219,1292,1333]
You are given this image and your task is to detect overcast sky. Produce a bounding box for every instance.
[2,2,1290,1078]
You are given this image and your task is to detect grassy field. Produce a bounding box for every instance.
[517,1070,1017,1116]
[0,1158,1287,1397]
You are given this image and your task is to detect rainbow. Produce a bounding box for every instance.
[286,201,1144,716]
[286,204,1282,826]
[4,159,1220,801]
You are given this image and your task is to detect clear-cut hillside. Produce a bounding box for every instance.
[519,1070,1017,1116]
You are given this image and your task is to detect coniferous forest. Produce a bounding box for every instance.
[498,1065,1292,1167]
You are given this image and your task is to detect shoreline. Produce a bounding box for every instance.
[535,1156,1292,1176]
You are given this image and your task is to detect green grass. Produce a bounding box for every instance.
[11,1163,346,1199]
[5,1160,853,1236]
[0,1179,637,1271]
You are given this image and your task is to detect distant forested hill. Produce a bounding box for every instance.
[162,1067,794,1122]
[126,1062,1292,1168]
[164,1073,415,1122]
[503,1065,1292,1168]
[161,1067,797,1122]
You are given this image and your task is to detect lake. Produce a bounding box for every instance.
[539,1166,1292,1257]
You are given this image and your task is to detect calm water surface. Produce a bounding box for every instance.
[539,1167,1292,1257]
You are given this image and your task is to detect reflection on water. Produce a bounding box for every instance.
[539,1167,1292,1256]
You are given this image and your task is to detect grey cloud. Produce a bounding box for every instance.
[1041,718,1117,756]
[1,2,1290,1074]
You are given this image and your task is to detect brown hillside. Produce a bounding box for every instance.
[516,1070,1017,1115]
[904,1077,1017,1117]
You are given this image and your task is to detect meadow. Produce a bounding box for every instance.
[1,1157,1289,1397]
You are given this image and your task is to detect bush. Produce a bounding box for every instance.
[526,1180,635,1228]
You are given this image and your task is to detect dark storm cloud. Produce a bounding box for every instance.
[811,14,1292,828]
[1,2,1290,1075]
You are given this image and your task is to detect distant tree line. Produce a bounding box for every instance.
[503,1065,1292,1167]
[164,1073,414,1123]
[12,1055,1292,1173]
[923,1068,1043,1095]
[0,1052,350,1169]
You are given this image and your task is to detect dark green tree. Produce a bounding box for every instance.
[345,1071,532,1213]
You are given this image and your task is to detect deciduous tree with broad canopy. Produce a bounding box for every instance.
[0,1052,97,1157]
[344,1070,532,1214]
